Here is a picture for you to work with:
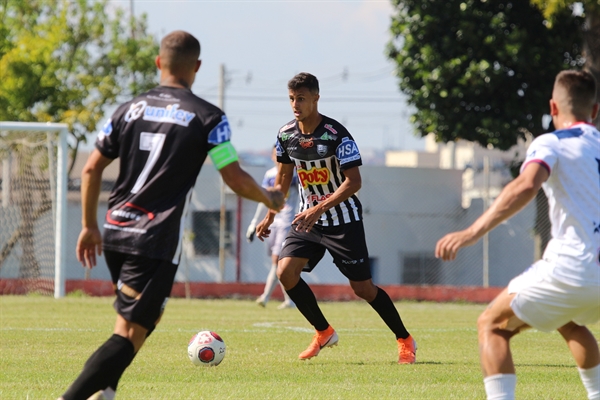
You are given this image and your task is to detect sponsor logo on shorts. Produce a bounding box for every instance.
[341,258,364,265]
[297,167,330,188]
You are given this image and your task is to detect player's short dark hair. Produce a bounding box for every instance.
[555,70,597,112]
[288,72,319,94]
[159,31,200,73]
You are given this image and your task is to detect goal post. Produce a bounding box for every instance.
[0,121,68,298]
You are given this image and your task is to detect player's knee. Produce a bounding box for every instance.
[477,310,493,333]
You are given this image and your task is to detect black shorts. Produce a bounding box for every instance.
[279,220,371,282]
[104,250,178,331]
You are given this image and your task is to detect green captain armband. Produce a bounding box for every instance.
[208,141,239,170]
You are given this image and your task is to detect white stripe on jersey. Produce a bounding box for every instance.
[172,187,194,265]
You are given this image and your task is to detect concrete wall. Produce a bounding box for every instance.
[0,165,538,287]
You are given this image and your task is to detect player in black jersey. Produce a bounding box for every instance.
[255,72,416,364]
[60,31,284,400]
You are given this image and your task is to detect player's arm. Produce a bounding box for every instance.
[210,142,284,211]
[77,149,113,268]
[435,162,549,261]
[256,162,295,241]
[293,166,361,232]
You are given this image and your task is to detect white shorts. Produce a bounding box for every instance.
[267,224,291,257]
[508,260,600,332]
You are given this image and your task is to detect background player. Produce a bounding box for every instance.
[435,69,600,400]
[256,72,416,364]
[246,145,297,309]
[60,31,283,400]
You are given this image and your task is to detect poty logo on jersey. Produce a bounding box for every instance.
[336,137,360,165]
[297,166,330,188]
[299,137,314,149]
[208,115,232,144]
[143,103,195,127]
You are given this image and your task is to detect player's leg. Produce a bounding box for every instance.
[558,321,600,399]
[256,240,278,306]
[61,252,178,400]
[478,288,528,400]
[271,226,294,308]
[278,226,335,359]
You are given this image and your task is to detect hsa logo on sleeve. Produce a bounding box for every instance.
[208,116,232,144]
[336,137,360,165]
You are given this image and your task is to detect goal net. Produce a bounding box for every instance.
[0,122,68,298]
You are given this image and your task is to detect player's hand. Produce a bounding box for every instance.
[292,206,324,233]
[256,213,275,242]
[246,224,256,242]
[435,229,479,261]
[266,185,285,212]
[76,226,103,269]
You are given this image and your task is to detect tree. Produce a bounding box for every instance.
[386,0,584,150]
[531,0,600,127]
[0,0,159,279]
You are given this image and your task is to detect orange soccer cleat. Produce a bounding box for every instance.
[397,335,417,364]
[298,325,339,360]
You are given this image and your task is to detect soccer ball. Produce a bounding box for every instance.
[187,330,226,367]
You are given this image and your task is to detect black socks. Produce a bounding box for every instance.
[369,287,410,339]
[286,278,329,331]
[62,334,136,400]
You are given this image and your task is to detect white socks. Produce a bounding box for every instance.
[579,364,600,400]
[484,374,516,400]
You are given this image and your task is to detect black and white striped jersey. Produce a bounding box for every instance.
[276,115,363,227]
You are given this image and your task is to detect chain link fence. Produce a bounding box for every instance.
[0,148,552,293]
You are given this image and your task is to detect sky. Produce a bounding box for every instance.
[109,0,425,154]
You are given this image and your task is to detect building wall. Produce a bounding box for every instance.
[0,165,537,288]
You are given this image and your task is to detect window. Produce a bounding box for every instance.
[191,211,232,256]
[402,253,441,285]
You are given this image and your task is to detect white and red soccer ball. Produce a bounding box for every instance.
[187,331,226,367]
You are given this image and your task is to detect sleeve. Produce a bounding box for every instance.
[276,136,292,164]
[206,114,233,150]
[95,105,126,160]
[335,130,362,170]
[207,114,239,170]
[520,133,558,175]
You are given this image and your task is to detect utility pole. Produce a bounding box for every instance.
[218,64,227,283]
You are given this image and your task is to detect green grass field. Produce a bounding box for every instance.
[1,295,597,399]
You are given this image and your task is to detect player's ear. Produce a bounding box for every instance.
[591,102,599,121]
[194,60,201,73]
[155,55,161,70]
[549,99,558,116]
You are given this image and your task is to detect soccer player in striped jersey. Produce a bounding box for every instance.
[255,72,416,364]
[60,31,284,400]
[436,70,600,400]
